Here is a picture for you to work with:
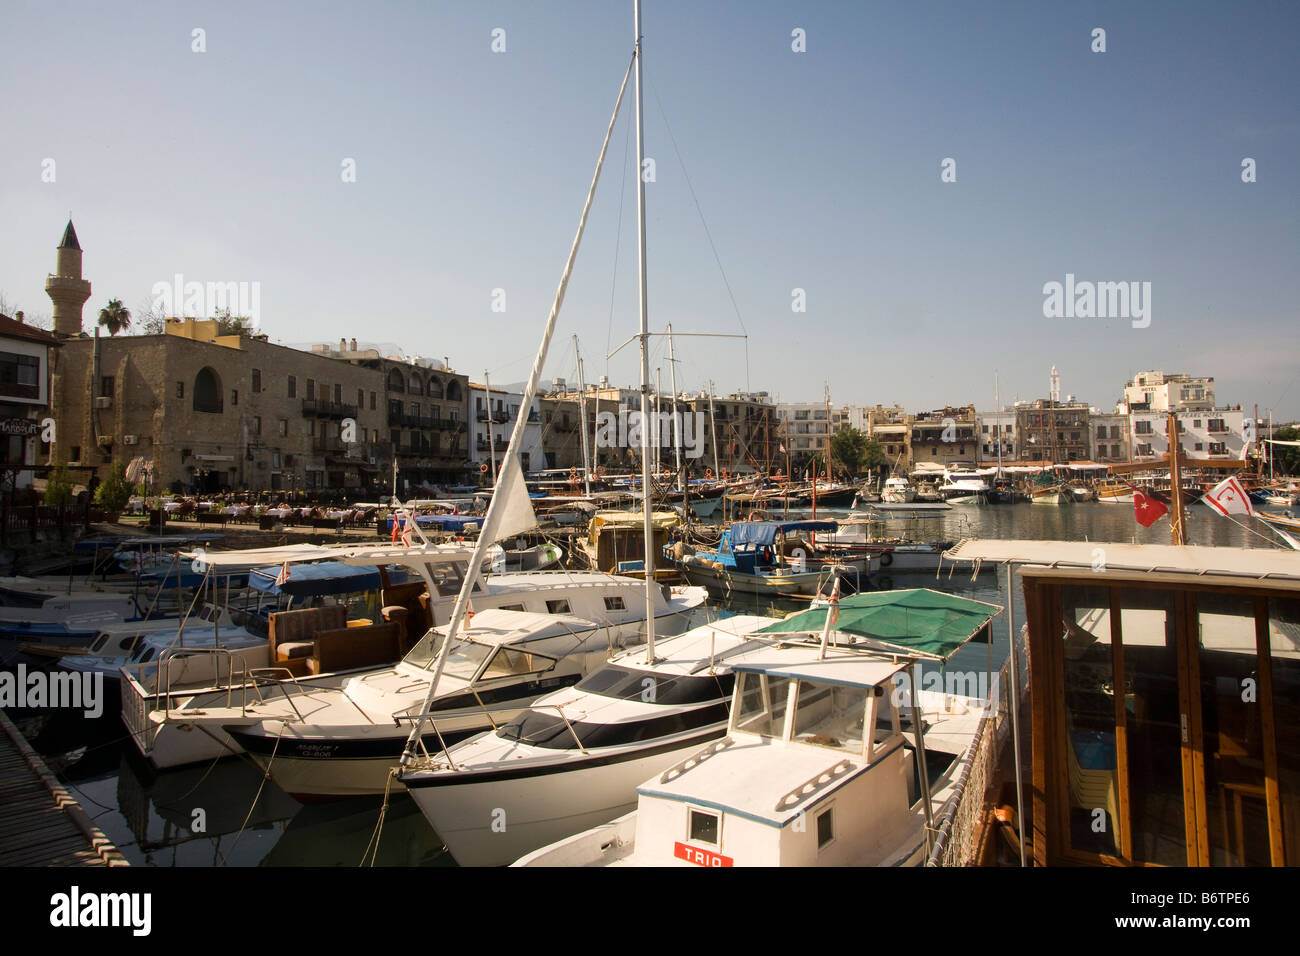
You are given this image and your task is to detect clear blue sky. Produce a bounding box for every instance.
[2,1,1296,417]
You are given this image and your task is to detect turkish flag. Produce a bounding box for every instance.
[1133,487,1169,527]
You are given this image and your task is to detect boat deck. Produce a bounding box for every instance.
[0,710,128,866]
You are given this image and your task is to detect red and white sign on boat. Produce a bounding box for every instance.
[1203,476,1255,517]
[674,841,733,867]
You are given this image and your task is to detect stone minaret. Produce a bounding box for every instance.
[45,220,91,337]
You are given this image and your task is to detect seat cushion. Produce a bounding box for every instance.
[275,641,315,661]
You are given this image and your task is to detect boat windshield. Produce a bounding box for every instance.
[790,680,869,755]
[575,665,734,705]
[402,629,492,680]
[734,672,792,737]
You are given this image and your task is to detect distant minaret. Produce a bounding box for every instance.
[1049,365,1060,404]
[45,220,91,337]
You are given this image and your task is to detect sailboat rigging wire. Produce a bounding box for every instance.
[648,80,750,392]
[398,53,638,768]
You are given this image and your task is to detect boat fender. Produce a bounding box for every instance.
[879,551,893,567]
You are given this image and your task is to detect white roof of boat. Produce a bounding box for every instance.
[944,538,1300,581]
[638,736,867,827]
[180,542,355,568]
[607,615,776,675]
[730,644,907,688]
[339,543,478,566]
[434,608,598,645]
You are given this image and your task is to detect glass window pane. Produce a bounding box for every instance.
[1118,587,1186,865]
[792,680,868,755]
[1060,585,1120,856]
[1198,593,1269,865]
[735,673,790,737]
[1269,598,1300,866]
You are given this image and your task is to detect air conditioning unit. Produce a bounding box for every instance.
[94,396,112,409]
[369,456,376,465]
[122,435,138,445]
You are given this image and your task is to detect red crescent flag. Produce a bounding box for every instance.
[1130,483,1169,528]
[1203,476,1254,517]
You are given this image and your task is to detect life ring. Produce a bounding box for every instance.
[722,469,729,480]
[705,468,713,479]
[879,551,893,567]
[480,463,488,473]
[568,468,579,487]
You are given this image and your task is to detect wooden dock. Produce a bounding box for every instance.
[0,710,128,866]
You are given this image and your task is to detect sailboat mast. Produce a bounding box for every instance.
[668,323,681,491]
[634,0,657,661]
[484,372,498,485]
[575,335,592,496]
[995,372,1003,478]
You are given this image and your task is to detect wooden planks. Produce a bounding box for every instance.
[0,710,128,867]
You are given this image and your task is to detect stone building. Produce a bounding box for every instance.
[908,405,979,467]
[51,319,392,494]
[318,340,470,490]
[1090,411,1130,463]
[44,221,91,338]
[1015,399,1092,464]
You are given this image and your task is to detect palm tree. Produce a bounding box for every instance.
[97,299,132,336]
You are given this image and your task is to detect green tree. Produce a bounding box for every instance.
[94,463,132,513]
[97,298,132,336]
[44,463,74,506]
[828,426,886,478]
[212,307,251,336]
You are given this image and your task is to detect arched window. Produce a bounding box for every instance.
[446,380,463,402]
[193,367,223,413]
[386,368,405,393]
[428,377,444,399]
[410,373,424,395]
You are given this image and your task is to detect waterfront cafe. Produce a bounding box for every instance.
[945,540,1300,866]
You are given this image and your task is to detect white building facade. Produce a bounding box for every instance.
[469,383,544,480]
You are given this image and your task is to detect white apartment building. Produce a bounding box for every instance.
[976,410,1017,463]
[1090,412,1130,463]
[1118,370,1216,413]
[469,383,544,478]
[1129,409,1248,463]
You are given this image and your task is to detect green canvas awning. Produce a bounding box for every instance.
[756,588,1002,661]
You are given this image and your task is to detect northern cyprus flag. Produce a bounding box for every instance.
[1203,476,1254,517]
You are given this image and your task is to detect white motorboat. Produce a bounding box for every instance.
[938,464,990,503]
[124,543,705,771]
[398,614,775,866]
[514,588,1001,867]
[880,476,916,503]
[223,581,705,797]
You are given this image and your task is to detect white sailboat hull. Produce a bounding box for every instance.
[407,730,722,867]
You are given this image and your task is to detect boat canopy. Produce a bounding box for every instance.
[756,588,1001,661]
[730,520,838,547]
[249,561,407,598]
[181,543,349,569]
[943,538,1300,581]
[591,510,679,531]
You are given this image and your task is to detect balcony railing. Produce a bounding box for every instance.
[302,399,358,419]
[312,437,345,454]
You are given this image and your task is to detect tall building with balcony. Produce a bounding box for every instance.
[976,410,1018,464]
[1090,411,1130,463]
[322,340,470,490]
[1129,409,1248,464]
[1118,370,1216,413]
[1015,399,1092,464]
[908,405,979,467]
[469,382,543,480]
[0,313,60,489]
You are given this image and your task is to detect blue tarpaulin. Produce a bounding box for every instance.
[729,520,838,547]
[248,561,406,598]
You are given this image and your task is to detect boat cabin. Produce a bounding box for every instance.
[631,648,918,866]
[715,520,839,574]
[946,539,1300,866]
